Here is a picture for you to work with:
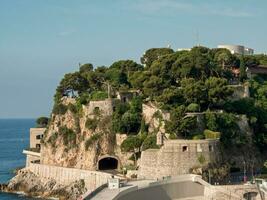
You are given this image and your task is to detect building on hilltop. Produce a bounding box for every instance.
[247,65,267,79]
[217,44,254,55]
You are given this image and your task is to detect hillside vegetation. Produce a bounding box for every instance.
[42,46,267,174]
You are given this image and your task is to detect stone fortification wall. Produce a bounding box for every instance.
[230,84,250,100]
[138,139,220,179]
[27,163,112,192]
[83,99,116,117]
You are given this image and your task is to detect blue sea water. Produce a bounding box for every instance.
[0,119,40,200]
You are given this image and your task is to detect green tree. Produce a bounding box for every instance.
[110,60,143,78]
[121,136,143,165]
[36,117,49,128]
[142,135,159,150]
[55,72,89,101]
[239,56,247,82]
[205,77,233,107]
[141,48,174,68]
[79,63,93,73]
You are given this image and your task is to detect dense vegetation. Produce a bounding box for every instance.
[49,46,267,169]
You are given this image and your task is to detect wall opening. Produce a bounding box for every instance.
[182,145,188,152]
[209,145,214,152]
[98,157,118,170]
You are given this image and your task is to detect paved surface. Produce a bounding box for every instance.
[91,180,153,200]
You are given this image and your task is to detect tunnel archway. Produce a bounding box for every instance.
[98,156,119,170]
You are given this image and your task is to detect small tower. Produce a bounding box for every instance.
[156,132,164,146]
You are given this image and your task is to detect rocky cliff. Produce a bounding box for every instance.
[41,97,131,170]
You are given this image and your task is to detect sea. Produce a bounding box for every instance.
[0,119,40,200]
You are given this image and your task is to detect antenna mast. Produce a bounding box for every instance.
[196,29,200,47]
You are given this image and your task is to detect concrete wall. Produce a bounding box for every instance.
[30,128,45,149]
[27,163,112,192]
[23,150,41,167]
[139,139,220,179]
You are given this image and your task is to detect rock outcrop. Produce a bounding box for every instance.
[2,168,86,200]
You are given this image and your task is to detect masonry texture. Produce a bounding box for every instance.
[27,163,111,193]
[138,139,220,179]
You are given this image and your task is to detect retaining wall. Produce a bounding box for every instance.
[27,163,112,192]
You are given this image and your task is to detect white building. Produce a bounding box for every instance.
[218,44,254,55]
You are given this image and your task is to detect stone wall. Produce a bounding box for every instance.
[138,139,220,179]
[230,84,250,100]
[27,163,112,193]
[83,99,116,117]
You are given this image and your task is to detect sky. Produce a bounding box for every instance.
[0,0,267,118]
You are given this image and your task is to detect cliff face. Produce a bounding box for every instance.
[41,98,131,170]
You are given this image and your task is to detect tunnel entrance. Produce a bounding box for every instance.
[98,157,118,170]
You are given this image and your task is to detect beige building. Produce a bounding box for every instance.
[29,128,45,149]
[23,128,45,167]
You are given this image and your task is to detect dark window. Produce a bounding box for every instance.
[182,146,188,152]
[36,135,43,140]
[36,144,41,149]
[93,107,100,115]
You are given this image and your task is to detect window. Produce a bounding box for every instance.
[36,144,41,149]
[93,107,100,115]
[36,134,43,140]
[197,144,202,152]
[209,145,213,152]
[182,145,188,152]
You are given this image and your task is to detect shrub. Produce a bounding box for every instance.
[169,133,177,139]
[68,103,78,114]
[198,154,206,165]
[142,135,159,150]
[192,134,205,140]
[85,133,102,150]
[53,103,68,115]
[153,110,163,120]
[47,132,58,147]
[187,103,200,112]
[140,118,149,133]
[90,91,108,101]
[58,126,76,146]
[204,129,221,139]
[85,118,98,131]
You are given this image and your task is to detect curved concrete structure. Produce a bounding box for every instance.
[218,44,254,55]
[90,174,260,200]
[114,181,204,200]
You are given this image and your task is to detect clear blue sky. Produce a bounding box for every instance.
[0,0,267,118]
